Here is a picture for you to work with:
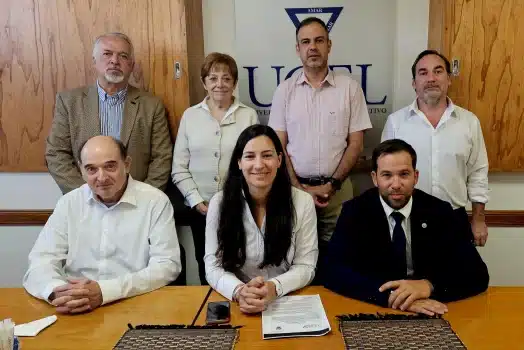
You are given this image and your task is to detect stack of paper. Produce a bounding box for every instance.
[262,294,331,340]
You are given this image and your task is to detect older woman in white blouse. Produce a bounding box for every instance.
[205,125,318,313]
[172,53,258,284]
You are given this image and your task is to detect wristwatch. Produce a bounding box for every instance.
[329,177,342,191]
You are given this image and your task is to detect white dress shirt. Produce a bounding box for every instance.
[204,187,319,300]
[23,177,181,305]
[382,98,489,209]
[379,196,414,276]
[172,97,259,208]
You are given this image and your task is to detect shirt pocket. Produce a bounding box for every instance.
[441,128,472,166]
[329,109,350,137]
[66,229,100,270]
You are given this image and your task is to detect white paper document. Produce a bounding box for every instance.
[262,294,331,339]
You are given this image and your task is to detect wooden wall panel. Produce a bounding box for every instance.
[427,0,446,53]
[184,0,206,106]
[0,0,191,172]
[429,0,524,171]
[3,210,524,228]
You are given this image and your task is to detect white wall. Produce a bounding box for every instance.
[0,0,523,287]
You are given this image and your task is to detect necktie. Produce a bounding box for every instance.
[391,211,407,278]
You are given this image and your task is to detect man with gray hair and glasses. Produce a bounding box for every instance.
[46,32,172,194]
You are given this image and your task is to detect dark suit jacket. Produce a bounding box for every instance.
[323,188,489,307]
[45,85,173,193]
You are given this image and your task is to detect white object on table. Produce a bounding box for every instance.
[14,315,57,337]
[262,294,331,340]
[0,318,15,350]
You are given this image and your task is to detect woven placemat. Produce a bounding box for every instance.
[113,325,240,350]
[337,314,466,350]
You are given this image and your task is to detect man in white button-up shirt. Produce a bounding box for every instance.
[24,136,181,314]
[382,50,489,246]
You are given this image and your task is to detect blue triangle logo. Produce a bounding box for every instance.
[285,7,344,33]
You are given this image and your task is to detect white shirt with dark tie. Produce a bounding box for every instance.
[379,195,414,276]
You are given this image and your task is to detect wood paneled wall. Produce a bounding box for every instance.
[0,0,202,172]
[429,0,524,171]
[184,0,206,106]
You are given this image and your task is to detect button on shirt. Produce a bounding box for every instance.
[382,99,489,209]
[172,97,259,207]
[204,187,319,300]
[379,196,414,277]
[97,81,127,140]
[269,70,372,178]
[23,177,181,305]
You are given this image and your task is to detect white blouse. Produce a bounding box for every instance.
[204,187,319,300]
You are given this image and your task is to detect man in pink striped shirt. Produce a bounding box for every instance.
[268,17,372,277]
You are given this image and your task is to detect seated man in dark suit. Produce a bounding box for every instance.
[323,139,489,316]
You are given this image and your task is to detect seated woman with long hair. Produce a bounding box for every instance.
[205,124,318,313]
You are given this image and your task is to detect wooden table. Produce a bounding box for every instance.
[195,286,524,349]
[1,286,523,349]
[0,287,209,350]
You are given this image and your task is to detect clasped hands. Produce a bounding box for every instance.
[379,279,448,316]
[48,278,103,314]
[234,276,277,314]
[302,183,335,208]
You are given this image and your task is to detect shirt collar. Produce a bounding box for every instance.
[96,80,128,102]
[296,69,336,87]
[379,194,413,222]
[86,175,137,208]
[408,97,456,120]
[196,96,246,124]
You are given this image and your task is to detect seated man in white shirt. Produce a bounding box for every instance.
[24,135,181,314]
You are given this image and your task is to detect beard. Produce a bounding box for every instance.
[105,71,125,84]
[421,87,444,106]
[380,192,410,210]
[304,55,326,69]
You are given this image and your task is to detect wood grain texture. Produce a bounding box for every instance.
[184,0,206,106]
[0,287,210,350]
[2,286,522,349]
[0,0,192,171]
[427,0,445,52]
[0,210,51,225]
[2,209,524,227]
[429,0,524,171]
[195,286,524,350]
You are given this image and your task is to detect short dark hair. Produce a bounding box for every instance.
[77,136,128,163]
[372,139,417,172]
[411,49,451,79]
[296,17,329,40]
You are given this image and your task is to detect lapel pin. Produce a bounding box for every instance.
[421,223,427,228]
